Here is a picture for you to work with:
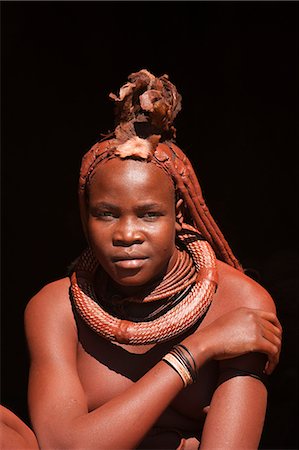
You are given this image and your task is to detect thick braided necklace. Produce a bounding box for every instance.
[70,224,218,345]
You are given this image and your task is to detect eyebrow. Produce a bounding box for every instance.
[136,202,164,210]
[89,201,164,211]
[90,202,118,209]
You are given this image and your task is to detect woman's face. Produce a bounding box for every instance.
[87,158,180,293]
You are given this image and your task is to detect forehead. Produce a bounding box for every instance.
[88,158,175,200]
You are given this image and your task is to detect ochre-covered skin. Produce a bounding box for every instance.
[79,138,242,270]
[1,70,282,450]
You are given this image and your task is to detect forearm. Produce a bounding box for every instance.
[33,360,187,450]
[72,361,182,449]
[73,336,210,449]
[32,333,210,449]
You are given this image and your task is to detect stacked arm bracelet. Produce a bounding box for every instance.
[162,344,197,388]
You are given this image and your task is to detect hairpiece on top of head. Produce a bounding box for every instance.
[109,69,182,152]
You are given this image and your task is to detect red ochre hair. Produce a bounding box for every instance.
[79,69,243,272]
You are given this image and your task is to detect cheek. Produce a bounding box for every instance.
[151,222,176,253]
[87,220,109,249]
[87,220,98,240]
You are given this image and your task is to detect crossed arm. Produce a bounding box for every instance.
[24,270,281,450]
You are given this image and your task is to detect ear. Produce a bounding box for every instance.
[175,198,184,232]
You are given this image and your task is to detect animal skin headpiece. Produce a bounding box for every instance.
[79,69,242,271]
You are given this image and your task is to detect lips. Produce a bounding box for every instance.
[112,255,148,269]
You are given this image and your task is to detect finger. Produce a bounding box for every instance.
[265,350,280,375]
[262,340,281,375]
[260,318,283,340]
[259,310,283,332]
[261,328,282,354]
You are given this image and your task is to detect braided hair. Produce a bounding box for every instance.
[78,69,243,272]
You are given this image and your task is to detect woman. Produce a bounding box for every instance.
[1,70,282,449]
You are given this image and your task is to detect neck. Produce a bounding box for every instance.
[99,247,180,300]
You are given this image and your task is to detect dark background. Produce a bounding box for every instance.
[1,1,298,448]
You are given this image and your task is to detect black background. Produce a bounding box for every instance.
[1,1,298,448]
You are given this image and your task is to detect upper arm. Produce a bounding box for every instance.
[215,260,278,376]
[217,264,276,382]
[215,259,277,312]
[200,373,268,449]
[24,279,88,448]
[200,262,278,448]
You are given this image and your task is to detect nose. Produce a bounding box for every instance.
[112,217,144,246]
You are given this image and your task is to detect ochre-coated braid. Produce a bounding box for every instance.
[70,224,218,345]
[159,142,242,270]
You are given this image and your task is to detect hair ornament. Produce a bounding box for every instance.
[109,69,182,144]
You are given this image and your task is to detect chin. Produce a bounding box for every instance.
[110,269,157,289]
[113,275,148,287]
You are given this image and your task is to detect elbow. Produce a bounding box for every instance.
[34,426,83,450]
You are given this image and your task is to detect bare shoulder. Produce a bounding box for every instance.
[24,277,77,357]
[206,260,276,322]
[25,277,71,320]
[216,260,276,311]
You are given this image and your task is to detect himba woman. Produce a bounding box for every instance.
[0,69,282,450]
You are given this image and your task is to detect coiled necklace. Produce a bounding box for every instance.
[70,224,218,345]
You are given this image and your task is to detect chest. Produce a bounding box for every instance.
[75,315,219,422]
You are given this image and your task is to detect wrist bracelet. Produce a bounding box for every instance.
[162,353,192,387]
[162,344,197,388]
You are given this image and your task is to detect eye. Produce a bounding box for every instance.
[100,211,118,219]
[91,210,118,220]
[142,211,162,221]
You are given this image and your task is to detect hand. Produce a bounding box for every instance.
[177,437,200,450]
[187,307,282,375]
